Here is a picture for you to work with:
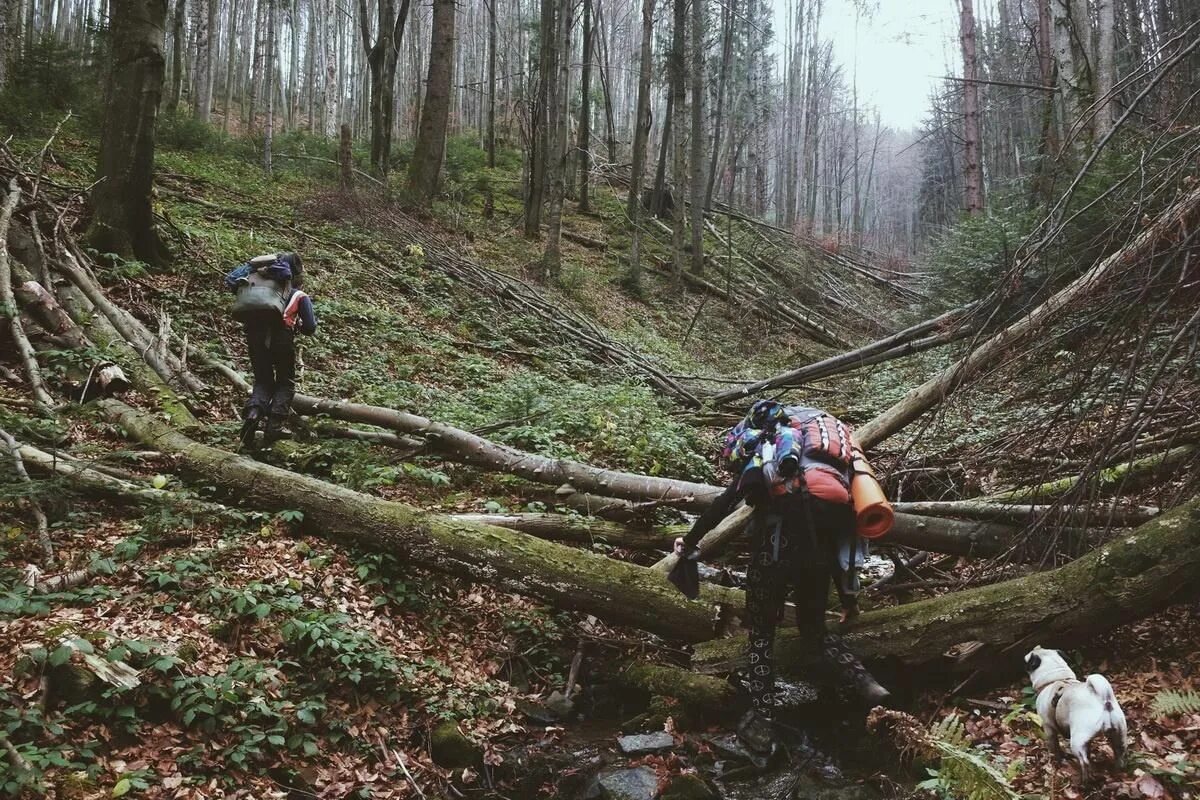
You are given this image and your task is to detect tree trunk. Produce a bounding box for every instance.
[687,0,703,274]
[523,0,553,237]
[322,0,338,138]
[694,494,1200,679]
[855,184,1200,450]
[959,0,983,215]
[483,0,496,218]
[222,0,238,130]
[1095,0,1116,138]
[191,0,213,121]
[709,304,979,406]
[450,513,676,550]
[339,122,354,189]
[703,0,733,210]
[262,0,274,175]
[165,0,183,112]
[541,0,571,280]
[359,0,389,174]
[1,182,54,413]
[576,0,591,213]
[407,0,454,205]
[100,399,741,644]
[624,0,653,290]
[87,0,170,267]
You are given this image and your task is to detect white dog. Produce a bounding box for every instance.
[1024,646,1127,782]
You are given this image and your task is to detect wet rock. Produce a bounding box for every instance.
[597,766,659,800]
[706,734,769,771]
[661,773,720,800]
[517,689,575,724]
[429,721,482,769]
[617,731,675,755]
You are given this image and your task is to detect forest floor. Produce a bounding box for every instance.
[1,126,1198,800]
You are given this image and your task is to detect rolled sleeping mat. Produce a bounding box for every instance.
[851,457,894,538]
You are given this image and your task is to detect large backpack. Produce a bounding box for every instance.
[723,400,857,497]
[231,254,292,324]
[723,400,894,539]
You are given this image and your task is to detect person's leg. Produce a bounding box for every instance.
[242,324,275,444]
[745,546,787,714]
[266,327,296,442]
[810,502,889,705]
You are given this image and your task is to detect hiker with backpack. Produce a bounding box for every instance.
[224,252,317,446]
[671,400,893,756]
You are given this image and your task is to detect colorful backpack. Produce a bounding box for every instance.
[722,399,859,498]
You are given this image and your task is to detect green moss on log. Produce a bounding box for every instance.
[430,721,482,769]
[695,498,1200,676]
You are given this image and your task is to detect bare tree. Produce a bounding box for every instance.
[359,0,413,175]
[88,0,170,266]
[191,0,214,122]
[688,0,704,273]
[576,0,592,213]
[407,0,455,205]
[542,0,572,279]
[625,0,654,290]
[959,0,983,215]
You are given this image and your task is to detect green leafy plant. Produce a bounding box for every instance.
[1151,688,1200,717]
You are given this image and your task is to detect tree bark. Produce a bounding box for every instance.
[190,0,213,121]
[523,0,553,237]
[695,495,1200,678]
[624,0,653,290]
[855,184,1200,450]
[541,0,571,280]
[262,0,274,176]
[100,399,742,643]
[687,0,703,274]
[339,122,354,190]
[959,0,983,215]
[165,0,183,112]
[450,512,677,550]
[407,0,454,206]
[1095,0,1116,138]
[892,500,1160,528]
[483,0,496,218]
[576,0,592,213]
[87,0,170,267]
[1,181,54,414]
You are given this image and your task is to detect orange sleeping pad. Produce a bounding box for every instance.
[851,455,894,538]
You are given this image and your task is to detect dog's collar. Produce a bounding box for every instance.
[1033,667,1077,692]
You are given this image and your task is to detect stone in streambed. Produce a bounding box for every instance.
[597,766,659,800]
[617,731,675,755]
[661,773,720,800]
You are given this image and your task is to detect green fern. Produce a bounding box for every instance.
[1151,689,1200,717]
[928,715,1020,800]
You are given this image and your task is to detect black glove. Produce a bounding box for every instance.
[667,542,702,599]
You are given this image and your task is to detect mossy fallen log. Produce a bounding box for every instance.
[985,446,1196,503]
[99,399,740,643]
[693,496,1200,677]
[450,512,679,550]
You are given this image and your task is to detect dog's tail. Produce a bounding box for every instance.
[1086,674,1121,714]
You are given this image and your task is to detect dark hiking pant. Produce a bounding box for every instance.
[745,495,862,712]
[243,321,296,423]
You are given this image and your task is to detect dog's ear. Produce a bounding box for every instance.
[1024,652,1041,672]
[1056,649,1069,665]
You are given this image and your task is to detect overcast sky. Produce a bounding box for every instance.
[773,0,961,131]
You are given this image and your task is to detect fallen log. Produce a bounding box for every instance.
[893,500,1160,527]
[854,184,1200,450]
[985,445,1196,503]
[449,512,676,551]
[289,395,725,509]
[709,304,980,405]
[694,494,1200,677]
[0,179,54,413]
[99,399,742,643]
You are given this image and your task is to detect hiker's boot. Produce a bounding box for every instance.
[736,708,779,761]
[822,632,891,707]
[263,414,287,446]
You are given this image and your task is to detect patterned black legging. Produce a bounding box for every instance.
[745,497,859,711]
